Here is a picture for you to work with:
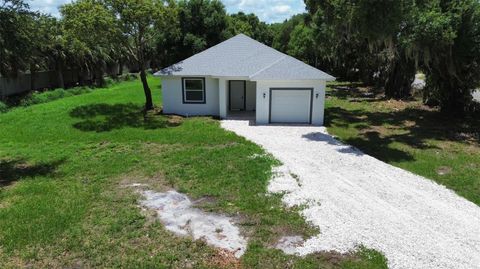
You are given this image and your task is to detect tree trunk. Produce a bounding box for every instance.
[439,89,467,116]
[433,72,471,117]
[30,63,36,91]
[56,60,65,89]
[96,66,105,87]
[384,55,416,99]
[78,69,85,86]
[140,67,153,110]
[118,60,124,76]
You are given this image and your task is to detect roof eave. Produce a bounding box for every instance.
[250,76,336,81]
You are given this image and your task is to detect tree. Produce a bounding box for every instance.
[108,0,174,110]
[227,12,274,46]
[287,22,316,66]
[271,14,306,53]
[151,4,180,70]
[32,15,69,89]
[61,0,120,87]
[0,0,35,77]
[305,0,416,98]
[414,0,480,115]
[175,0,228,59]
[306,0,480,114]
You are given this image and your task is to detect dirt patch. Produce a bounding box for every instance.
[436,166,452,176]
[435,140,480,155]
[453,131,480,144]
[193,195,219,209]
[402,120,417,128]
[130,186,247,258]
[208,249,242,269]
[167,115,184,126]
[274,236,304,255]
[119,173,170,193]
[201,142,240,150]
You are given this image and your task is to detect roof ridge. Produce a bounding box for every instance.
[239,35,333,78]
[248,55,287,79]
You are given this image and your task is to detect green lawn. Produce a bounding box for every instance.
[0,77,386,268]
[325,82,480,206]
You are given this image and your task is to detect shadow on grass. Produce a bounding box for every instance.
[327,83,416,102]
[0,159,65,187]
[327,83,381,100]
[325,104,480,163]
[69,103,181,132]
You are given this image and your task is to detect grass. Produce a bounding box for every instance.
[0,73,139,112]
[325,82,480,206]
[0,76,387,268]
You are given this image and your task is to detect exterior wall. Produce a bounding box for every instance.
[245,81,256,111]
[218,78,227,118]
[255,80,326,125]
[161,76,220,116]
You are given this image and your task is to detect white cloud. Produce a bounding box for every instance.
[225,0,305,23]
[28,0,72,17]
[272,4,291,14]
[27,0,306,23]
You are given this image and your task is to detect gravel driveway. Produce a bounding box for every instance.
[221,120,480,269]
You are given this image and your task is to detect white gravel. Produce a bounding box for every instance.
[139,189,247,257]
[221,120,480,269]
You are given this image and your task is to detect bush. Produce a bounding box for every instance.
[119,73,138,81]
[20,87,92,106]
[0,101,8,113]
[104,77,115,87]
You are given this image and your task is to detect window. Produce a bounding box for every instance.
[182,78,205,103]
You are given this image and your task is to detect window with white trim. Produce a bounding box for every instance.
[182,78,205,103]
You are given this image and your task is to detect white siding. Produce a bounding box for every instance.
[255,80,326,125]
[246,81,256,111]
[161,77,220,116]
[218,78,228,118]
[161,76,327,126]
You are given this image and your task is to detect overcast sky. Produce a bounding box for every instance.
[28,0,306,23]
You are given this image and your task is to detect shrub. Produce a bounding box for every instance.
[0,101,8,113]
[20,87,92,106]
[104,77,115,87]
[119,73,138,81]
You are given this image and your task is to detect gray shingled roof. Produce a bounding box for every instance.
[155,34,335,81]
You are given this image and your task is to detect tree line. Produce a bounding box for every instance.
[1,0,479,114]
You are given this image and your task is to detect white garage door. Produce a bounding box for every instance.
[270,89,312,124]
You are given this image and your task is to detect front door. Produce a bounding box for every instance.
[229,81,246,111]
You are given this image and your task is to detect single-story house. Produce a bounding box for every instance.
[154,34,335,125]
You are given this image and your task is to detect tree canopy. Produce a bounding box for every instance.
[0,0,36,76]
[1,0,479,114]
